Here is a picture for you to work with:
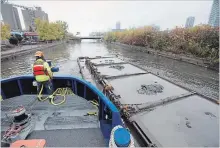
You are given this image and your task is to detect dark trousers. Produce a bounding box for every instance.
[37,80,54,95]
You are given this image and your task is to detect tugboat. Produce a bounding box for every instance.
[1,61,135,147]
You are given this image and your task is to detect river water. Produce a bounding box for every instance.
[1,40,219,99]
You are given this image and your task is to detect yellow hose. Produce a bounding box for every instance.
[90,100,99,109]
[37,85,74,106]
[86,99,99,116]
[37,84,48,101]
[85,112,97,116]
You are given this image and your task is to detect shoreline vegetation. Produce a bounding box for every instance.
[104,25,219,68]
[1,18,73,47]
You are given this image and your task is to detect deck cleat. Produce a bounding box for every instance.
[2,106,35,144]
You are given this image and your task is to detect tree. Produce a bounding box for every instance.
[35,18,68,41]
[1,23,10,40]
[56,20,68,39]
[35,18,47,40]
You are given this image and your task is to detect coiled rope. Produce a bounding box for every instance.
[85,100,99,116]
[37,85,74,106]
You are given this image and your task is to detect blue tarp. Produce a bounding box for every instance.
[10,31,23,36]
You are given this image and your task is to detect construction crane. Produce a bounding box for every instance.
[2,0,36,31]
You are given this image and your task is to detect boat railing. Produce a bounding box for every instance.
[1,75,123,143]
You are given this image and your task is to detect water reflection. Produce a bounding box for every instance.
[1,40,110,79]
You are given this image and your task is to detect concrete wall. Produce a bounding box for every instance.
[1,4,18,30]
[22,9,31,31]
[13,7,22,30]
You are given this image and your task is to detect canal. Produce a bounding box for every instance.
[1,40,219,100]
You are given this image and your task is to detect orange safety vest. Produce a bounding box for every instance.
[33,60,49,76]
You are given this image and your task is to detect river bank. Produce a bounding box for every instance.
[108,42,219,71]
[1,41,65,61]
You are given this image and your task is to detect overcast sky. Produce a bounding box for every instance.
[9,0,213,35]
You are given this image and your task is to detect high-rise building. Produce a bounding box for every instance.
[1,3,49,31]
[112,21,125,32]
[185,16,195,28]
[1,3,22,30]
[151,24,160,31]
[208,0,219,27]
[116,21,120,30]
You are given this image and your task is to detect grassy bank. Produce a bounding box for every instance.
[104,25,219,64]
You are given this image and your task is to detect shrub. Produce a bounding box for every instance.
[1,23,10,40]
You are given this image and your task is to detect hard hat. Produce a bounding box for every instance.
[35,51,44,57]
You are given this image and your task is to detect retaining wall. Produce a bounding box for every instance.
[1,41,64,61]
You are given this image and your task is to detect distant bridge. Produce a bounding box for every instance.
[80,36,103,39]
[69,36,103,40]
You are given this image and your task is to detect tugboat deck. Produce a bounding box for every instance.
[77,56,219,147]
[1,95,106,147]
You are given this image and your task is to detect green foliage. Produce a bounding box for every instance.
[104,25,219,63]
[35,18,69,41]
[1,23,10,40]
[56,20,68,39]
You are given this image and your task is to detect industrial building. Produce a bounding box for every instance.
[22,7,48,31]
[116,21,121,30]
[1,3,22,31]
[1,2,49,31]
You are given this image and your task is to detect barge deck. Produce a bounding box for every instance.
[77,56,219,147]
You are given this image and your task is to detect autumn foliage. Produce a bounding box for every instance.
[104,25,219,63]
[1,23,11,40]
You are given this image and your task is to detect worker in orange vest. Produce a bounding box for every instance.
[32,51,54,97]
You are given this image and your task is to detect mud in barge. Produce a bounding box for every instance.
[77,56,219,147]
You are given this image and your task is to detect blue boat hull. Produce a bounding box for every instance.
[1,75,125,146]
